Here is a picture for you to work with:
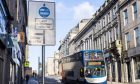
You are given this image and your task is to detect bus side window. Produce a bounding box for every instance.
[91,52,94,59]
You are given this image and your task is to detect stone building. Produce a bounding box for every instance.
[120,0,140,83]
[74,0,123,82]
[46,57,55,76]
[54,51,59,75]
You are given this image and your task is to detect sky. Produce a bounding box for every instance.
[28,0,105,72]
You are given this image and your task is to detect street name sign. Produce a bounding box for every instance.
[28,1,55,46]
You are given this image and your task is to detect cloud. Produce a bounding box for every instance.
[56,2,73,13]
[56,2,67,13]
[73,2,96,21]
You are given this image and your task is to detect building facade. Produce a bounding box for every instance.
[46,57,55,76]
[0,0,27,84]
[0,1,10,84]
[54,51,59,75]
[120,0,140,83]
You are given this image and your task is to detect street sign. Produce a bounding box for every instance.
[39,6,50,18]
[28,1,55,46]
[24,61,29,67]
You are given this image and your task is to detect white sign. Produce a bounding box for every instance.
[28,1,55,46]
[35,18,53,30]
[28,29,44,45]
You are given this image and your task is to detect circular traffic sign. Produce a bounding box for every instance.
[39,7,50,18]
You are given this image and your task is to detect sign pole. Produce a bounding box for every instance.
[38,57,40,75]
[28,2,55,83]
[42,45,45,84]
[42,30,45,84]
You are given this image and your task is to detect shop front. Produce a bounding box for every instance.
[105,48,122,83]
[104,52,112,81]
[126,46,140,83]
[9,36,22,84]
[0,49,4,84]
[134,56,140,82]
[0,1,8,84]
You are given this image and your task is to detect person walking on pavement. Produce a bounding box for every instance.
[26,74,30,84]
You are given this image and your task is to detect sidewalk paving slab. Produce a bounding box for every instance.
[22,77,39,84]
[107,81,140,84]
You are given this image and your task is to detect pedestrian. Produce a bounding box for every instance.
[33,72,36,78]
[26,74,30,84]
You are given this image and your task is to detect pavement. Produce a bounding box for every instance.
[23,77,39,84]
[107,81,140,84]
[23,76,140,84]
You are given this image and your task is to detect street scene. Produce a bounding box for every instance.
[1,0,140,84]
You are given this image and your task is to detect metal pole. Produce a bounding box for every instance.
[38,57,40,76]
[42,46,45,84]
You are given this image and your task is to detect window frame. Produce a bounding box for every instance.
[134,27,140,47]
[132,2,137,20]
[123,9,128,26]
[125,32,131,50]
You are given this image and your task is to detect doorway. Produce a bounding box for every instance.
[127,62,131,82]
[117,60,121,82]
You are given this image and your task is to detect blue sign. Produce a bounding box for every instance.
[39,7,50,18]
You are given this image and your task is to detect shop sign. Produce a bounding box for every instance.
[17,32,25,42]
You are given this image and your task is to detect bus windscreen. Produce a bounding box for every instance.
[84,52,104,61]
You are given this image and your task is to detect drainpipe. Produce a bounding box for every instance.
[117,2,124,83]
